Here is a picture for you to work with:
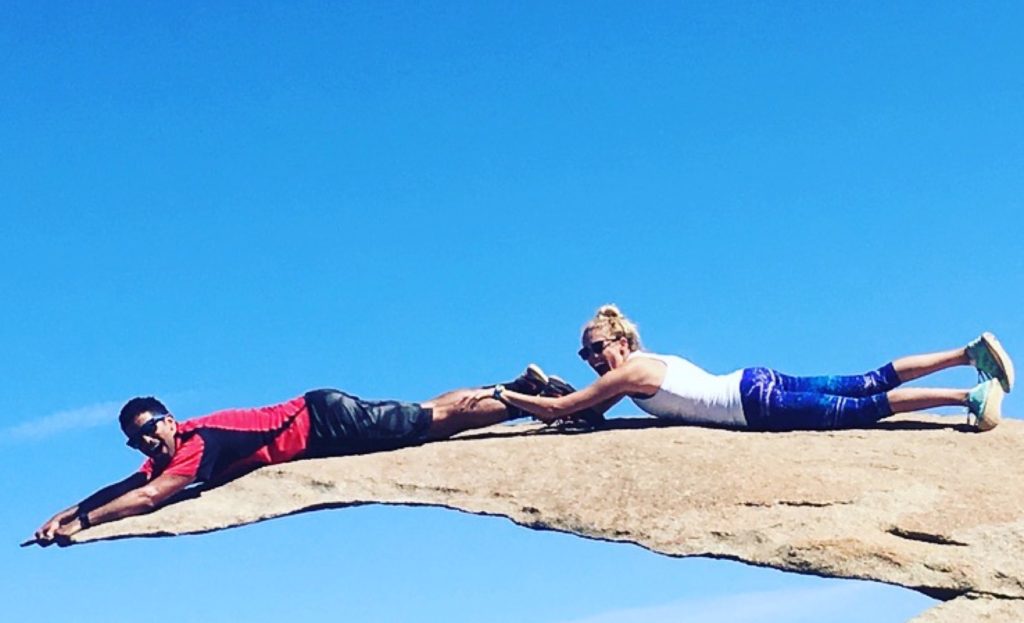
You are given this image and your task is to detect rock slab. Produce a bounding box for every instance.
[74,415,1024,622]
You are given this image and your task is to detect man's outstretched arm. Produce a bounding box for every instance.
[34,471,192,546]
[34,472,149,543]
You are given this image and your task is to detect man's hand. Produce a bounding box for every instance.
[35,518,62,542]
[28,472,160,548]
[31,513,85,547]
[52,516,85,547]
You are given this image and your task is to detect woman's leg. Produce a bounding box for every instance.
[890,348,969,383]
[885,387,966,412]
[744,386,966,431]
[888,381,1003,431]
[775,347,974,396]
[771,365,902,398]
[883,333,1012,389]
[743,385,894,430]
[740,368,1001,431]
[775,334,1014,396]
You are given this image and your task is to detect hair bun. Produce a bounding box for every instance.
[584,304,641,352]
[596,304,623,318]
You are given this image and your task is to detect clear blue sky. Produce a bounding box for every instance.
[3,2,1020,621]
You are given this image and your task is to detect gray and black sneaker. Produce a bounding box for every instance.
[531,364,605,427]
[544,374,575,397]
[487,364,552,420]
[504,363,551,396]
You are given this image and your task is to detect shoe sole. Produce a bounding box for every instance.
[525,364,549,389]
[547,375,576,396]
[977,380,1004,432]
[981,332,1015,393]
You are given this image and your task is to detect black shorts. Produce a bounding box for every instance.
[303,389,433,457]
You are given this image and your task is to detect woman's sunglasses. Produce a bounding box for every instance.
[125,414,168,449]
[577,337,620,360]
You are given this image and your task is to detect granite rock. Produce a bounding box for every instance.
[72,414,1024,622]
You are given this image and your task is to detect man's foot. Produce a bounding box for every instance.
[517,364,577,398]
[544,374,574,397]
[529,365,605,427]
[966,332,1014,393]
[503,364,551,396]
[493,364,561,421]
[966,378,1004,432]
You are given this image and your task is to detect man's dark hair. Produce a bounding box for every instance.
[119,396,169,430]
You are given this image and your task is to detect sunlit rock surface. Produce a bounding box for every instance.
[74,414,1024,622]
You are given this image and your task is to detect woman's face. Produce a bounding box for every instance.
[579,327,631,376]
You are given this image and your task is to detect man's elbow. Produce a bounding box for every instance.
[136,486,168,511]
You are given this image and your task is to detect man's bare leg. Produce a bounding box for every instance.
[421,390,514,440]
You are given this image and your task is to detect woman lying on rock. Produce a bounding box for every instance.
[473,304,1013,432]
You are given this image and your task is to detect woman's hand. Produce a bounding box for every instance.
[455,388,497,413]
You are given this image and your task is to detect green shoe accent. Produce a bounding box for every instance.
[966,332,1014,393]
[966,379,1004,432]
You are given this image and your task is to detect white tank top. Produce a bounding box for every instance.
[628,352,746,427]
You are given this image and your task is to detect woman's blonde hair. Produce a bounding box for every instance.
[583,304,642,352]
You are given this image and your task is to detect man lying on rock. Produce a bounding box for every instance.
[32,367,600,546]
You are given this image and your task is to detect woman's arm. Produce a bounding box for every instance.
[499,359,660,423]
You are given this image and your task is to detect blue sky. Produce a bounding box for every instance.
[3,2,1021,621]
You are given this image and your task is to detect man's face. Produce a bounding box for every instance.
[123,411,177,462]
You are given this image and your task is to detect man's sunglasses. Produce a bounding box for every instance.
[125,414,168,449]
[577,337,620,360]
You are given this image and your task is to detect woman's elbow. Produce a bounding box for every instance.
[546,400,578,418]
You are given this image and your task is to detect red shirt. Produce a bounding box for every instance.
[139,396,311,483]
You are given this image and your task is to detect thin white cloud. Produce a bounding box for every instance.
[559,583,876,623]
[1,390,202,443]
[0,401,121,442]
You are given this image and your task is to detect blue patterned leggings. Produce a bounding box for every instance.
[739,363,901,431]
